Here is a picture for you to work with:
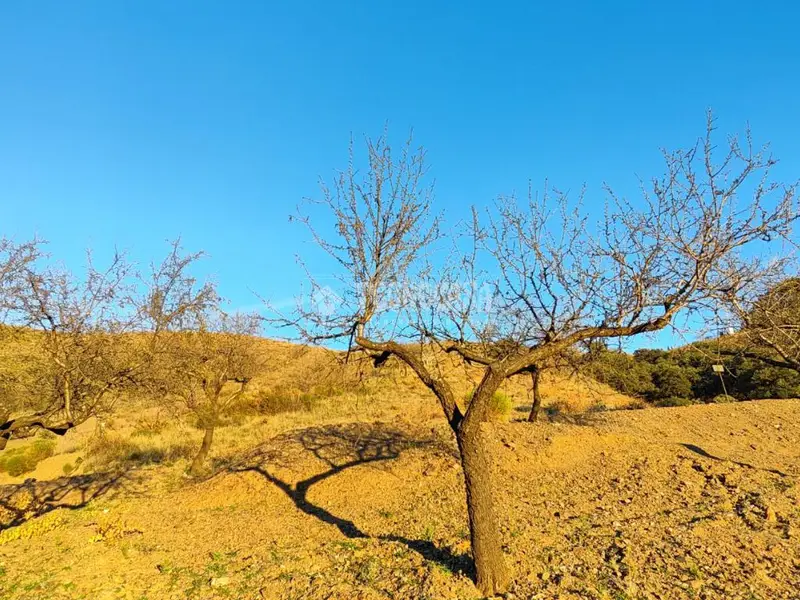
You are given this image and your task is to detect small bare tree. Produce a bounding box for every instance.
[0,238,42,318]
[720,274,800,371]
[528,367,543,422]
[156,309,262,476]
[286,116,797,594]
[0,237,45,448]
[0,241,215,449]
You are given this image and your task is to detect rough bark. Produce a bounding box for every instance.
[528,368,542,422]
[0,415,74,444]
[189,427,215,476]
[451,369,511,596]
[457,423,511,596]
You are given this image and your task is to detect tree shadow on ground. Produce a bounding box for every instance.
[0,470,140,531]
[224,422,471,574]
[679,443,790,477]
[512,403,608,426]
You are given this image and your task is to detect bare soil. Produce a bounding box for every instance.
[1,399,799,599]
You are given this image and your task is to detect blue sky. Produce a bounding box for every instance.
[1,1,798,347]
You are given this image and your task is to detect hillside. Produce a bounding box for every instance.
[1,351,799,600]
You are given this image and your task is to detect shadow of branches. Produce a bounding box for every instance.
[679,443,791,477]
[0,470,140,531]
[222,422,469,572]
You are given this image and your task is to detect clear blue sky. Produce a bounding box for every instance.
[2,1,798,346]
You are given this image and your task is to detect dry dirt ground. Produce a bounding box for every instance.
[1,398,799,600]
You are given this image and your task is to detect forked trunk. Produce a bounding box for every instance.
[528,368,542,422]
[457,424,511,596]
[189,427,214,476]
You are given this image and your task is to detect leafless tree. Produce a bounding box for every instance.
[720,272,800,371]
[0,237,45,447]
[0,241,215,450]
[284,115,798,594]
[154,309,262,476]
[0,237,42,319]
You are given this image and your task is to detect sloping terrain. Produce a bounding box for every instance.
[1,399,799,599]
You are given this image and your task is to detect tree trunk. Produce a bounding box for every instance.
[63,376,72,422]
[528,367,542,422]
[457,423,511,596]
[189,427,214,476]
[0,412,10,451]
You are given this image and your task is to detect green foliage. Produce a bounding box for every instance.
[649,361,695,401]
[0,438,56,476]
[587,340,800,404]
[464,389,513,420]
[709,394,735,403]
[586,348,655,398]
[489,391,512,419]
[655,396,695,407]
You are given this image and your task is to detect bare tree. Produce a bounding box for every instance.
[155,309,262,476]
[0,237,42,318]
[720,274,800,371]
[285,116,797,594]
[0,237,45,448]
[0,241,215,450]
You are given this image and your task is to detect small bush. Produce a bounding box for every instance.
[0,438,56,477]
[490,391,513,420]
[256,388,320,416]
[709,393,735,403]
[86,434,192,468]
[0,454,30,477]
[655,396,695,407]
[62,462,75,476]
[131,415,168,438]
[30,438,57,462]
[465,390,513,421]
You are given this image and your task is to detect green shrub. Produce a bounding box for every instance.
[709,393,735,403]
[62,462,75,476]
[465,390,513,421]
[490,391,512,420]
[30,438,57,462]
[587,347,655,398]
[649,361,695,401]
[655,396,695,407]
[0,438,56,477]
[590,338,800,403]
[0,453,31,477]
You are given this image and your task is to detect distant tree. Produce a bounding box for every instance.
[527,367,543,422]
[0,241,214,450]
[722,277,800,375]
[285,115,797,595]
[649,360,695,401]
[526,351,577,421]
[586,345,655,399]
[0,237,42,318]
[0,237,44,448]
[155,309,262,476]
